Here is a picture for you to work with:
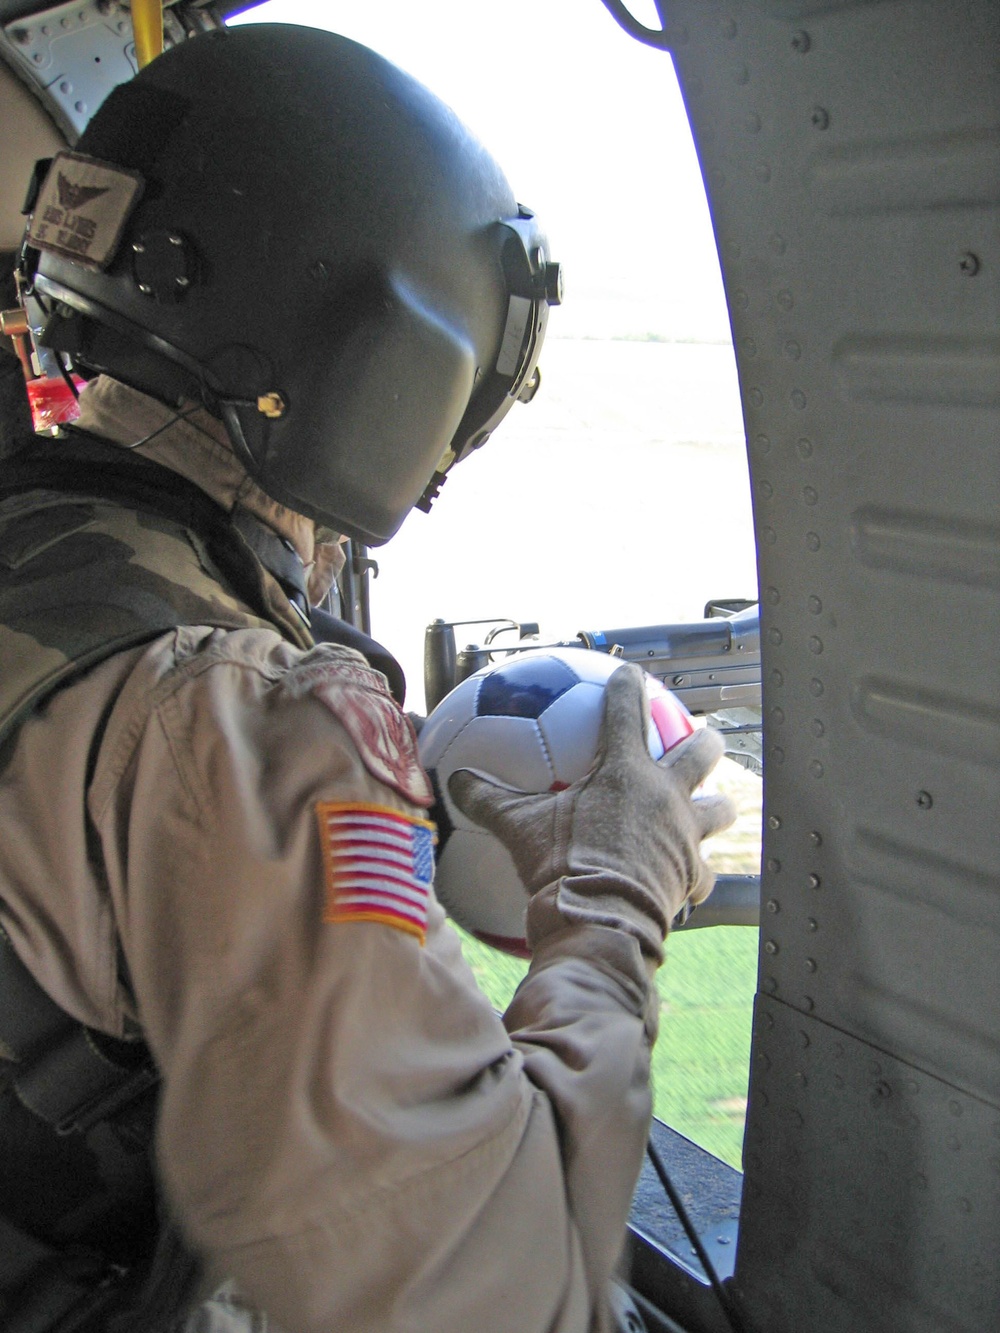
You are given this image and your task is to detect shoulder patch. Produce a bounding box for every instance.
[27,151,144,270]
[317,802,436,944]
[288,651,433,807]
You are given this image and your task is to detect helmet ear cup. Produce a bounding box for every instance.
[228,272,477,543]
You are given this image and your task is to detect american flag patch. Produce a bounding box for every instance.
[316,802,436,944]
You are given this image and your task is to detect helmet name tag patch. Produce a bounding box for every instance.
[27,151,144,271]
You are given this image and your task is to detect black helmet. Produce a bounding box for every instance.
[26,24,561,543]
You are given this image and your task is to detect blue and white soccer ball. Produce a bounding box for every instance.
[418,647,693,956]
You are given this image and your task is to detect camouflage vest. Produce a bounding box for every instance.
[0,432,318,1328]
[0,430,314,753]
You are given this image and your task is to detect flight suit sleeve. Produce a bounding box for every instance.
[88,629,658,1333]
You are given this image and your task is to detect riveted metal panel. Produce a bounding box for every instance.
[659,1,1000,1329]
[738,996,1000,1331]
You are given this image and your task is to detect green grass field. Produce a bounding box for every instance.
[455,759,762,1173]
[459,926,757,1171]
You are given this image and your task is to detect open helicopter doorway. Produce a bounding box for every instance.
[233,0,761,1179]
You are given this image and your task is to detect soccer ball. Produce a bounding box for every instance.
[418,648,693,956]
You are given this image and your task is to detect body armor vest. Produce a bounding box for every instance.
[0,433,313,755]
[0,430,401,1330]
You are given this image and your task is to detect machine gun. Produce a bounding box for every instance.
[424,599,763,774]
[423,600,763,931]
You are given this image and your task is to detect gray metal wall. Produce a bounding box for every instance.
[664,2,999,1329]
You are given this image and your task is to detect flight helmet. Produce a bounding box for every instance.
[26,24,561,543]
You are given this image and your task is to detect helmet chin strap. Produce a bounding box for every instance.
[229,504,311,627]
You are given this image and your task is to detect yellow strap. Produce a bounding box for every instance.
[132,0,164,70]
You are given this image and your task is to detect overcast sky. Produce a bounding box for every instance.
[231,0,732,341]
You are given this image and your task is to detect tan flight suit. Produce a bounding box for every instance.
[0,378,660,1332]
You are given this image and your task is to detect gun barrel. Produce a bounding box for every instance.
[567,608,762,715]
[673,875,761,930]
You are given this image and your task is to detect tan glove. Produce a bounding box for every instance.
[448,664,735,964]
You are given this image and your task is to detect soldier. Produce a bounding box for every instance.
[0,24,734,1332]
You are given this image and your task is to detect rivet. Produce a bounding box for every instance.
[805,958,817,973]
[811,719,825,737]
[754,164,772,184]
[137,283,152,294]
[132,242,145,253]
[766,898,780,914]
[808,636,824,654]
[809,678,824,697]
[791,389,807,410]
[803,487,818,505]
[809,831,823,847]
[808,874,821,889]
[796,437,813,458]
[168,234,184,246]
[763,526,777,545]
[765,586,780,606]
[811,106,830,130]
[755,433,771,452]
[749,387,764,407]
[806,532,821,551]
[760,479,773,498]
[949,1100,963,1118]
[917,790,933,809]
[767,814,782,830]
[789,1110,805,1127]
[763,976,778,993]
[794,1071,808,1087]
[745,337,759,357]
[772,706,786,725]
[807,917,818,932]
[764,939,779,955]
[768,628,782,645]
[799,1031,810,1048]
[959,252,980,277]
[801,996,815,1012]
[771,746,785,764]
[735,289,750,309]
[767,858,781,873]
[809,760,825,778]
[785,341,801,360]
[771,235,787,255]
[175,276,190,288]
[771,669,784,687]
[791,30,811,52]
[672,674,685,687]
[808,595,822,614]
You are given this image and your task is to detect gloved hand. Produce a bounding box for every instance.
[448,664,735,963]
